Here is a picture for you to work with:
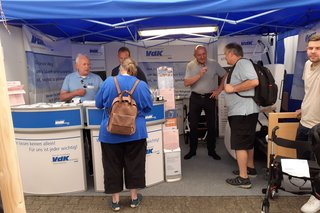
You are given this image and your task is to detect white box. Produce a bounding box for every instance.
[164,148,182,182]
[163,127,179,150]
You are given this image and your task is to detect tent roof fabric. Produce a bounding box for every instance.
[2,0,320,42]
[3,0,320,19]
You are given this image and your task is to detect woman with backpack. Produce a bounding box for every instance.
[95,58,153,211]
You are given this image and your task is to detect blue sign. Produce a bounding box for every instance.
[12,109,82,129]
[145,103,165,122]
[87,108,104,126]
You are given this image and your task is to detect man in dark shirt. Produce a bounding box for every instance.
[111,47,148,83]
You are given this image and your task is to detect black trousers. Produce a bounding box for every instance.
[295,123,313,159]
[188,92,217,154]
[100,139,147,194]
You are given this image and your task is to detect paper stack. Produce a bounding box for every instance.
[7,81,26,106]
[157,66,182,182]
[157,66,179,148]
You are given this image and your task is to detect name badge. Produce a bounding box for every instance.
[87,85,94,89]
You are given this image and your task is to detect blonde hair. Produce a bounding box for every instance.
[121,58,137,76]
[308,34,320,43]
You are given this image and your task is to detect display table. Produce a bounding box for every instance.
[86,101,165,191]
[11,105,86,194]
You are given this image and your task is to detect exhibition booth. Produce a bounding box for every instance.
[5,23,318,194]
[1,3,319,197]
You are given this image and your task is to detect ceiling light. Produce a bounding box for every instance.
[138,26,218,37]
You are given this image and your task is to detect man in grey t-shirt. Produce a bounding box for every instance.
[224,43,259,189]
[184,45,227,160]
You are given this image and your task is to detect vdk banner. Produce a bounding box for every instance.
[23,26,73,103]
[291,23,320,100]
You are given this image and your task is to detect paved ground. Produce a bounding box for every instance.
[24,195,308,213]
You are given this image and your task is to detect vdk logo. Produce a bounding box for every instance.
[146,50,163,57]
[52,155,69,162]
[31,35,46,46]
[146,148,153,154]
[241,41,253,45]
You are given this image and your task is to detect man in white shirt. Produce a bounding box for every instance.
[298,34,320,213]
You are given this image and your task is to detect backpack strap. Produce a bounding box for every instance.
[226,58,244,84]
[129,79,140,94]
[226,58,254,98]
[113,77,121,94]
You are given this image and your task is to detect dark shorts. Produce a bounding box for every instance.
[228,113,258,150]
[100,139,147,194]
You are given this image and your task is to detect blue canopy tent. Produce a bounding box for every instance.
[1,0,320,44]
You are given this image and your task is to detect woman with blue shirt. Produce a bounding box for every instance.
[95,58,152,211]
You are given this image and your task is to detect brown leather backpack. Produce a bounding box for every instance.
[107,77,140,135]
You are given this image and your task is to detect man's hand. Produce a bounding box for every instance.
[210,88,222,99]
[75,88,86,97]
[224,84,235,93]
[199,66,208,77]
[296,109,302,119]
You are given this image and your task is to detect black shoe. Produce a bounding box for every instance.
[208,151,221,160]
[226,176,252,189]
[184,152,196,160]
[232,167,257,177]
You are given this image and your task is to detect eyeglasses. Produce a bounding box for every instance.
[80,79,87,88]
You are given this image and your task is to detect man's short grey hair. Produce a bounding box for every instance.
[224,43,244,57]
[75,54,89,64]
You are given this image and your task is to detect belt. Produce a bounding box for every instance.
[191,92,212,97]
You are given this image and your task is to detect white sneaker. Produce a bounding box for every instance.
[301,195,320,213]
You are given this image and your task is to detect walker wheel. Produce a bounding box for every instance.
[268,185,277,199]
[261,199,269,213]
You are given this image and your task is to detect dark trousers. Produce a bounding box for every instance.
[296,123,320,197]
[295,123,313,159]
[100,139,147,194]
[83,129,93,175]
[188,92,216,154]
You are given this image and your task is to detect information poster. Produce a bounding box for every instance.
[23,26,73,103]
[15,130,86,194]
[138,62,190,98]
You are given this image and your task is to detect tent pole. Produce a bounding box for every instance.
[0,41,26,212]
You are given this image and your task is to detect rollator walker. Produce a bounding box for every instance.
[261,112,320,213]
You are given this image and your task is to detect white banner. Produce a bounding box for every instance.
[15,130,86,194]
[291,24,320,100]
[23,26,73,103]
[71,44,106,71]
[138,45,195,62]
[23,26,71,56]
[217,35,264,67]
